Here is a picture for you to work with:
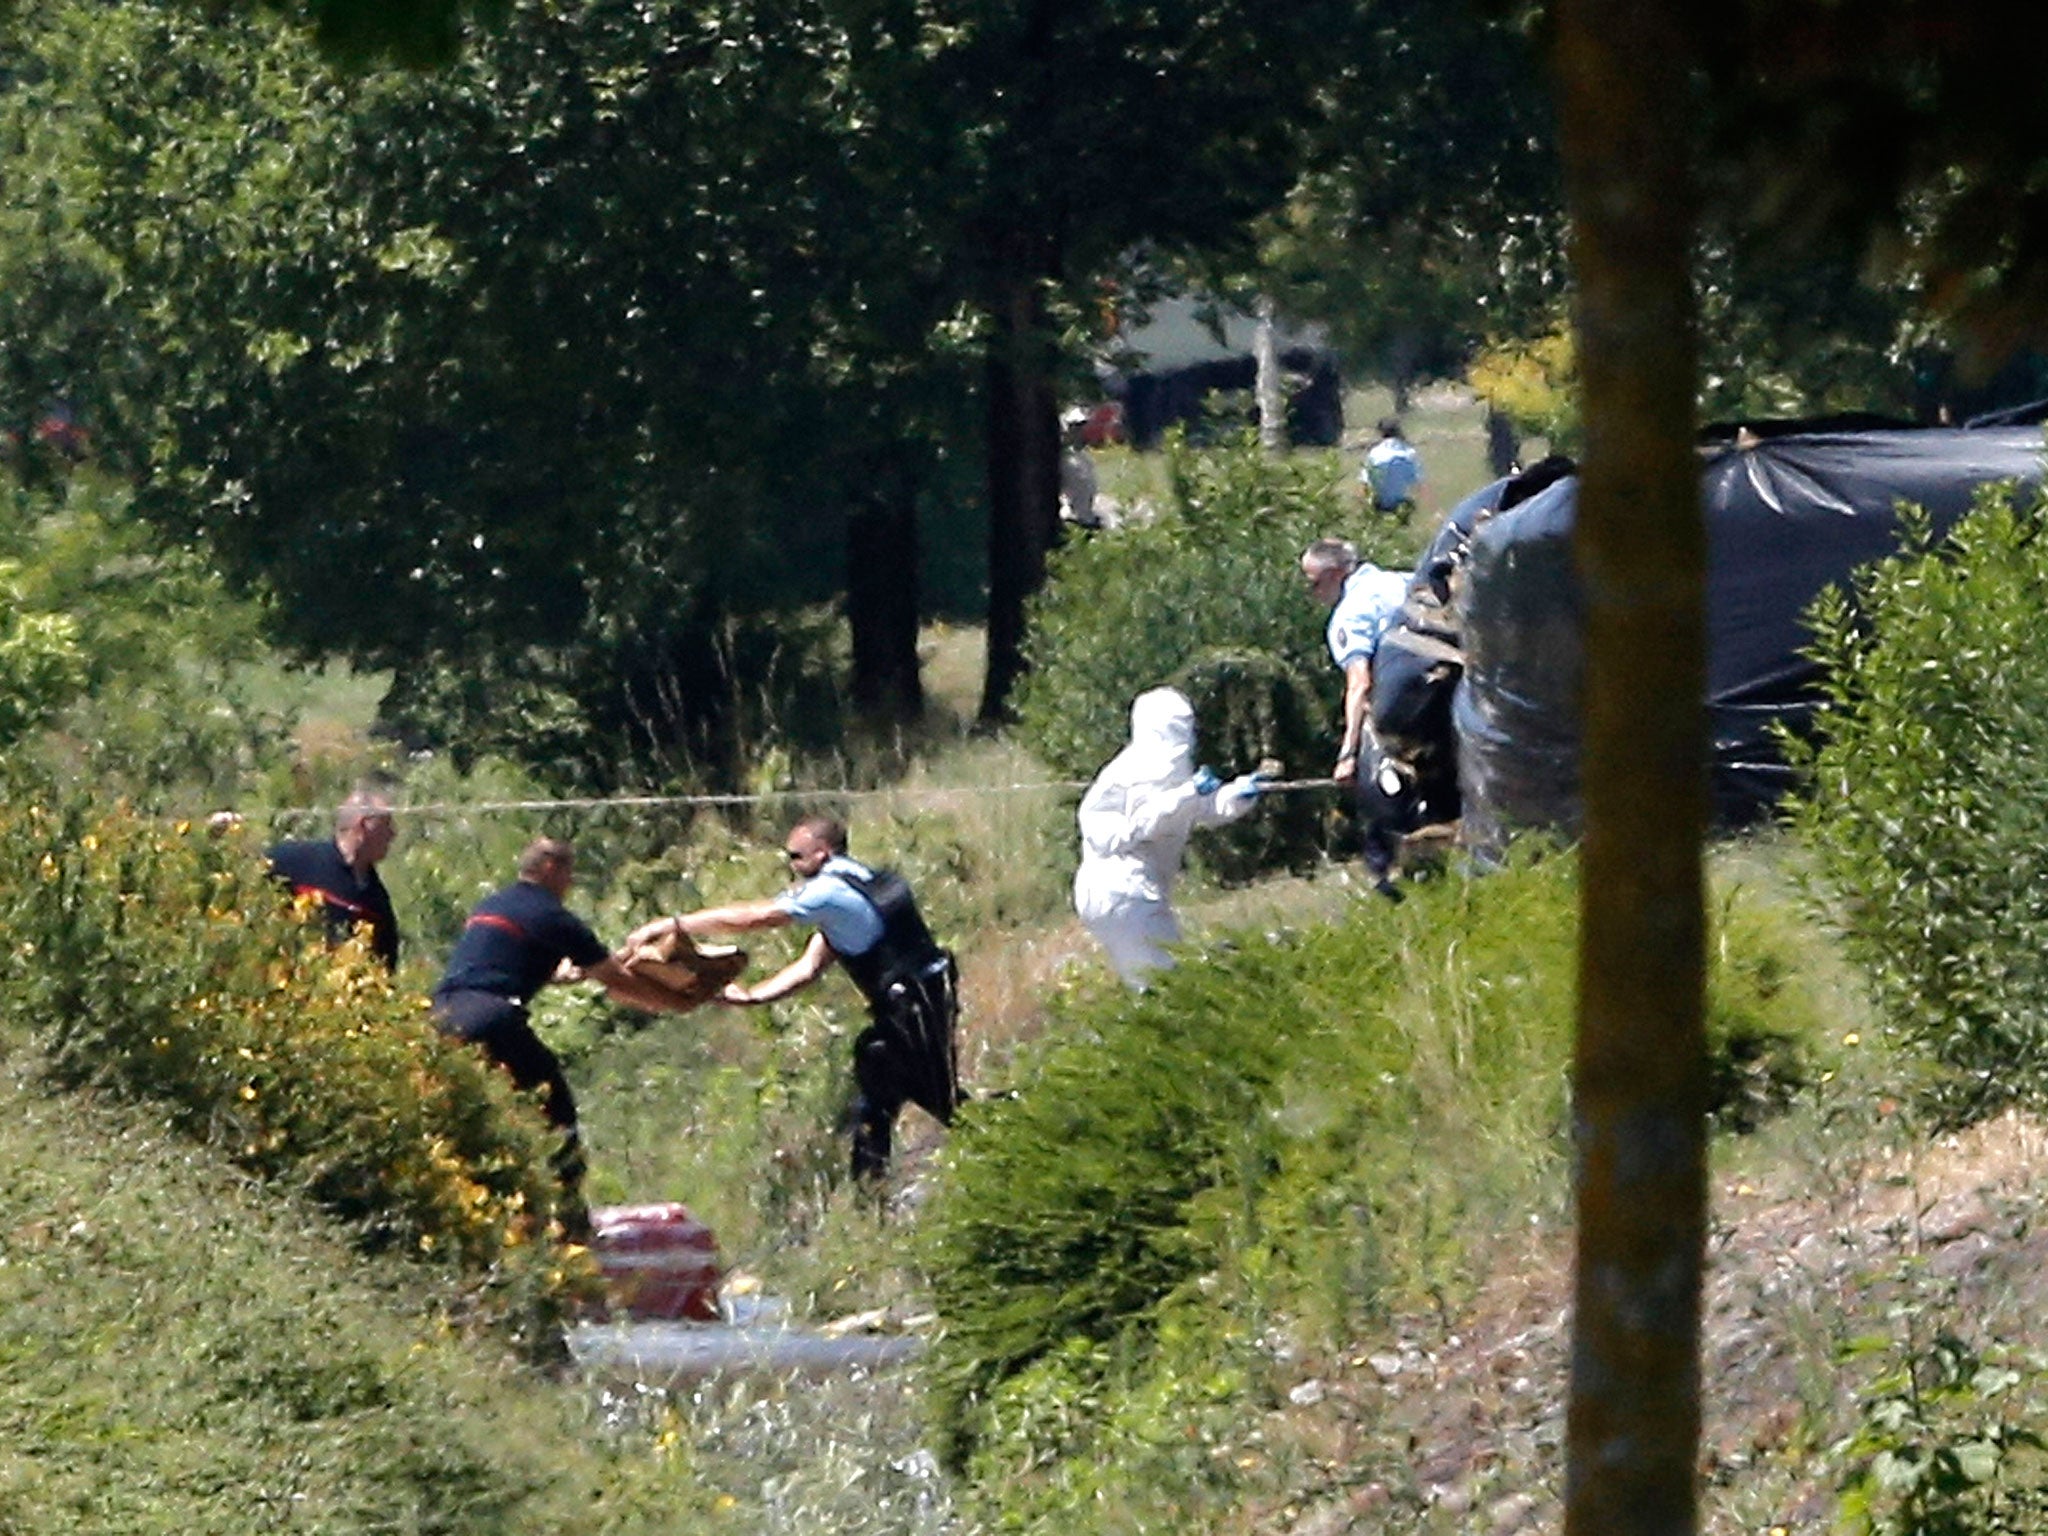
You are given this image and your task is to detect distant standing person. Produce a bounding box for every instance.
[1301,537,1413,901]
[1361,417,1423,512]
[1059,406,1104,530]
[432,838,688,1214]
[1073,687,1267,989]
[634,815,960,1183]
[265,787,401,971]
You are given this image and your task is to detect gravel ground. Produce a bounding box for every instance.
[1251,1110,2048,1535]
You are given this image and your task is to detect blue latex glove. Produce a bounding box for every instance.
[1192,766,1221,796]
[1244,772,1271,796]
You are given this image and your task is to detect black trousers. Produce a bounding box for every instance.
[849,957,961,1182]
[1352,743,1459,881]
[431,989,585,1195]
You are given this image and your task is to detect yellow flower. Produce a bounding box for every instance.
[1841,1032,1861,1047]
[240,1084,258,1101]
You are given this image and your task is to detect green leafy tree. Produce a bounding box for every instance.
[0,0,987,779]
[822,0,1376,721]
[1259,0,1567,405]
[2,0,1374,753]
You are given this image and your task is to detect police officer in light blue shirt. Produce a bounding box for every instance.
[774,852,886,954]
[630,814,960,1182]
[1302,537,1416,901]
[1324,559,1411,677]
[1361,417,1423,511]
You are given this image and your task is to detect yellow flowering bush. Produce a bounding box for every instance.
[0,782,593,1350]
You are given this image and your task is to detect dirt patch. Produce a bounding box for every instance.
[1261,1110,2048,1533]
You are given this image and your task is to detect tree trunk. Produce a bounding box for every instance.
[1389,329,1420,414]
[1552,3,1709,1536]
[846,453,926,724]
[977,271,1063,725]
[1254,295,1286,452]
[1485,407,1520,478]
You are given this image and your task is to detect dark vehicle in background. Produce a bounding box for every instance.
[1367,420,2048,852]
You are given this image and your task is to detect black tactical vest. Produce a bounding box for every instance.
[835,866,945,1007]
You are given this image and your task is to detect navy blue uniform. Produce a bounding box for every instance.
[266,838,400,971]
[432,882,610,1190]
[436,881,609,1003]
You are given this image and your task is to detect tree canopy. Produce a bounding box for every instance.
[0,0,1390,756]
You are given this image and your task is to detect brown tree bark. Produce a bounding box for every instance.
[846,454,926,725]
[1552,3,1709,1534]
[977,269,1063,725]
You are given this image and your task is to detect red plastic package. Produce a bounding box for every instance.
[589,1203,722,1322]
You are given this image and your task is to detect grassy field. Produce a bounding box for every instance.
[1091,380,1522,535]
[0,1038,722,1533]
[10,392,2042,1536]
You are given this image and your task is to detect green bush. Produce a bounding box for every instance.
[0,560,85,749]
[0,775,589,1352]
[1173,649,1330,881]
[919,850,1831,1504]
[1,470,292,806]
[1788,488,2048,1121]
[1014,434,1413,876]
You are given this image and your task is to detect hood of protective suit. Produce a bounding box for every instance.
[1109,687,1196,788]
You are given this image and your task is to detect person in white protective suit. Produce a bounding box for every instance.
[1073,687,1268,989]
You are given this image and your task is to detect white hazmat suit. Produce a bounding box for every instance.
[1073,687,1264,989]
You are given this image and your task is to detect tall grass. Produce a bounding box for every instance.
[917,846,1832,1525]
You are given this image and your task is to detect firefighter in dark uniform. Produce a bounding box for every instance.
[432,837,691,1211]
[265,789,401,971]
[637,814,961,1182]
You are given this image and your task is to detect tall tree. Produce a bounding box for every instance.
[821,0,1369,721]
[1545,7,2048,1534]
[1264,0,1566,403]
[1550,1,1707,1531]
[0,0,987,778]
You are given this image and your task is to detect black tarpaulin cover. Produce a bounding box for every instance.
[1450,425,2048,849]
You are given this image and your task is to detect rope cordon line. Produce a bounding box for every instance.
[266,778,1341,821]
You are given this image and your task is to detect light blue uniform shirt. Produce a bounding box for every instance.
[774,854,884,957]
[1362,437,1423,509]
[1326,563,1410,670]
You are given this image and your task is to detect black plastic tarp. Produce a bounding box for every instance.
[1447,425,2048,848]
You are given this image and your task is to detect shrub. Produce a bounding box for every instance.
[0,775,589,1352]
[919,850,1830,1497]
[1831,1319,2048,1536]
[2,470,291,806]
[1013,434,1412,877]
[1788,487,2048,1121]
[0,563,85,749]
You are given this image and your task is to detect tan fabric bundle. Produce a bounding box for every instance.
[619,928,748,1012]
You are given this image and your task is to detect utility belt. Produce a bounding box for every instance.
[431,987,528,1039]
[859,951,955,1016]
